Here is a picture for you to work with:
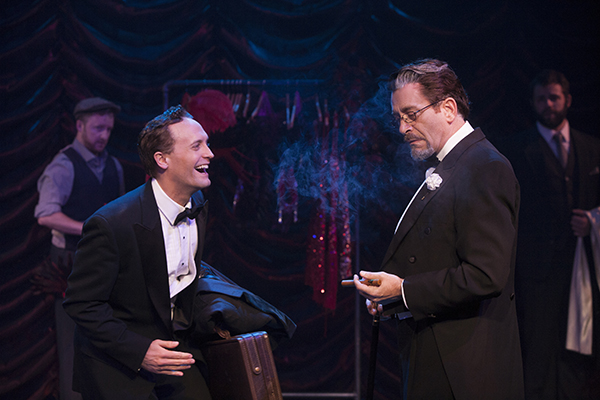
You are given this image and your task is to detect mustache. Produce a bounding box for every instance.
[404,134,424,143]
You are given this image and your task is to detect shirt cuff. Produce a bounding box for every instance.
[401,280,409,309]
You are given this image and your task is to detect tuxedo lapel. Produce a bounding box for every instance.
[133,181,172,333]
[382,181,439,266]
[382,129,486,267]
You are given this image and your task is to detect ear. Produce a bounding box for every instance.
[441,97,458,123]
[565,93,572,108]
[76,119,84,133]
[154,152,169,171]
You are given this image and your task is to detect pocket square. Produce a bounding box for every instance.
[589,166,600,176]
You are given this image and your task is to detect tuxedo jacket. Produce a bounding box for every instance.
[383,129,524,399]
[63,180,208,397]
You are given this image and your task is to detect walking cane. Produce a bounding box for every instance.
[366,313,380,400]
[341,278,382,400]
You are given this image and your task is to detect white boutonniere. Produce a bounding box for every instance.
[425,172,442,191]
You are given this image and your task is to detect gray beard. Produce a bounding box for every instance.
[411,143,435,161]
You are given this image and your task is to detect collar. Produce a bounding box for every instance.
[72,139,108,162]
[436,121,474,161]
[536,119,570,145]
[151,179,191,226]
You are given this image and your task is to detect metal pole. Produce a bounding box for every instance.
[163,79,323,110]
[354,211,361,400]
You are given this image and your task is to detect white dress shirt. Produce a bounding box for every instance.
[151,179,198,312]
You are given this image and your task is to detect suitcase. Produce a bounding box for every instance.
[201,331,283,400]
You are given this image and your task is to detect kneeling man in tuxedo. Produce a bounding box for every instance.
[64,105,214,399]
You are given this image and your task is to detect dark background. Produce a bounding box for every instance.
[1,1,599,399]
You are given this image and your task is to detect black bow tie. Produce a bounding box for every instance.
[174,191,206,225]
[424,154,440,169]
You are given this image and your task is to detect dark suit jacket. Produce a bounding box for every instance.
[383,128,524,399]
[63,180,208,398]
[496,127,600,396]
[499,127,600,282]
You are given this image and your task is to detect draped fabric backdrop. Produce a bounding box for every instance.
[1,1,599,399]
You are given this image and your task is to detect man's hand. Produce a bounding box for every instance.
[571,209,591,237]
[354,271,403,316]
[365,299,383,316]
[141,340,195,376]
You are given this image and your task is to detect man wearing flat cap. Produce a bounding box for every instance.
[34,97,125,400]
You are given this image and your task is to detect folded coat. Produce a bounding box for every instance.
[192,261,296,349]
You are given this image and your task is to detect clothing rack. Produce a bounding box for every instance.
[162,78,361,400]
[162,79,324,110]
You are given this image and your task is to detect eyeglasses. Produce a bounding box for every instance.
[395,100,442,125]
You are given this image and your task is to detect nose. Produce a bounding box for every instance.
[99,129,111,142]
[399,119,411,135]
[204,146,214,159]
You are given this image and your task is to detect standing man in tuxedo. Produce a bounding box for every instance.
[497,70,600,399]
[63,105,214,399]
[355,59,524,399]
[35,97,125,400]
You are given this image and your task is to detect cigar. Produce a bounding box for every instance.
[341,278,381,287]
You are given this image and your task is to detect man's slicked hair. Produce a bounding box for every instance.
[137,105,193,178]
[388,58,470,120]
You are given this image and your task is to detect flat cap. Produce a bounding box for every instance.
[73,97,121,119]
